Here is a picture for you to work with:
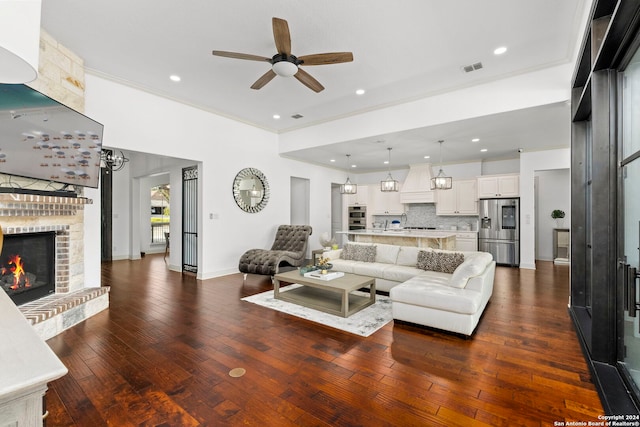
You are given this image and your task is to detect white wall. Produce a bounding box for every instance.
[279,64,574,153]
[519,148,571,269]
[85,74,348,280]
[481,158,519,175]
[535,169,571,261]
[83,186,101,287]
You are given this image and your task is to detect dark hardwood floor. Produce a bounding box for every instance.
[45,254,604,426]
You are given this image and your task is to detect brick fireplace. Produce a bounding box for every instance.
[0,191,109,340]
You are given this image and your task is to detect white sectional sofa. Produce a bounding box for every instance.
[322,242,496,336]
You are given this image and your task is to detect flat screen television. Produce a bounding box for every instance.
[0,83,104,189]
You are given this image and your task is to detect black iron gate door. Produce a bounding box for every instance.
[182,166,198,274]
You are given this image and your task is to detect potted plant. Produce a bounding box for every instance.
[551,209,565,228]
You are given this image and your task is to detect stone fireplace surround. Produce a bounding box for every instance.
[0,191,109,340]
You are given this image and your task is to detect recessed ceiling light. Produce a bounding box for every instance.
[480,148,488,152]
[351,164,356,168]
[356,89,365,95]
[169,75,181,82]
[424,155,430,159]
[472,138,480,142]
[494,46,507,55]
[273,114,280,119]
[384,160,389,164]
[330,159,335,162]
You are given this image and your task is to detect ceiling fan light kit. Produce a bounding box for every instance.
[272,59,298,77]
[212,17,353,93]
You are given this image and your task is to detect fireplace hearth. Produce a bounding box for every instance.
[1,232,55,306]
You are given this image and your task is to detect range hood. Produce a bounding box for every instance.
[400,163,436,203]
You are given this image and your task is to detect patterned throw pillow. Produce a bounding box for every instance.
[417,250,465,273]
[340,243,376,262]
[353,244,376,262]
[340,243,354,260]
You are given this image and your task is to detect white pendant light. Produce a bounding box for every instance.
[431,140,452,190]
[380,147,399,192]
[0,0,42,83]
[340,154,357,194]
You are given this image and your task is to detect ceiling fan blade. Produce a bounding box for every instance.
[272,17,291,55]
[298,52,354,66]
[250,69,277,90]
[212,50,271,62]
[294,68,324,93]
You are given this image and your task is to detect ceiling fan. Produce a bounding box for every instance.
[212,17,353,93]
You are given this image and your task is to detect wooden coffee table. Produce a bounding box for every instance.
[273,270,376,318]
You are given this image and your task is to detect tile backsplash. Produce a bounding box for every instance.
[372,203,478,231]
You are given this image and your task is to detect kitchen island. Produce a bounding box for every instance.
[338,229,457,250]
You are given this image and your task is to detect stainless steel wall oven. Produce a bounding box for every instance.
[348,206,367,230]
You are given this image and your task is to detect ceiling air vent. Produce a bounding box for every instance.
[462,62,483,73]
[291,114,304,119]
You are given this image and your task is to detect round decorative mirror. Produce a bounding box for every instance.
[232,167,270,213]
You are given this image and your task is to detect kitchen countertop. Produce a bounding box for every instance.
[0,288,67,408]
[337,229,472,238]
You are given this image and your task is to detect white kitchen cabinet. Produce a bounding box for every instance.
[371,184,405,215]
[436,179,478,215]
[455,231,478,251]
[477,174,519,198]
[344,184,370,206]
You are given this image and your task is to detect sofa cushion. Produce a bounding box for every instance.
[328,258,359,273]
[390,276,483,315]
[417,250,464,273]
[382,265,425,283]
[351,262,393,278]
[375,243,401,264]
[341,243,376,262]
[396,246,423,267]
[448,252,493,289]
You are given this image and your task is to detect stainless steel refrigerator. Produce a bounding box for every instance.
[478,198,520,266]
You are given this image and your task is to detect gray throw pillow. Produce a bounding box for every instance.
[340,243,354,260]
[341,243,376,262]
[417,250,464,274]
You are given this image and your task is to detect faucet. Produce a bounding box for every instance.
[384,219,388,231]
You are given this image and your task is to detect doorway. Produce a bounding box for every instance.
[534,169,570,261]
[182,166,198,274]
[331,183,343,245]
[290,177,310,226]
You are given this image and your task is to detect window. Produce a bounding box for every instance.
[150,184,170,244]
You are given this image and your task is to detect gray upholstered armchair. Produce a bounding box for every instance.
[239,225,313,281]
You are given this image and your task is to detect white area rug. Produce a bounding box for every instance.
[242,284,392,337]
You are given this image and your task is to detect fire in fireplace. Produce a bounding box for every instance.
[1,231,55,305]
